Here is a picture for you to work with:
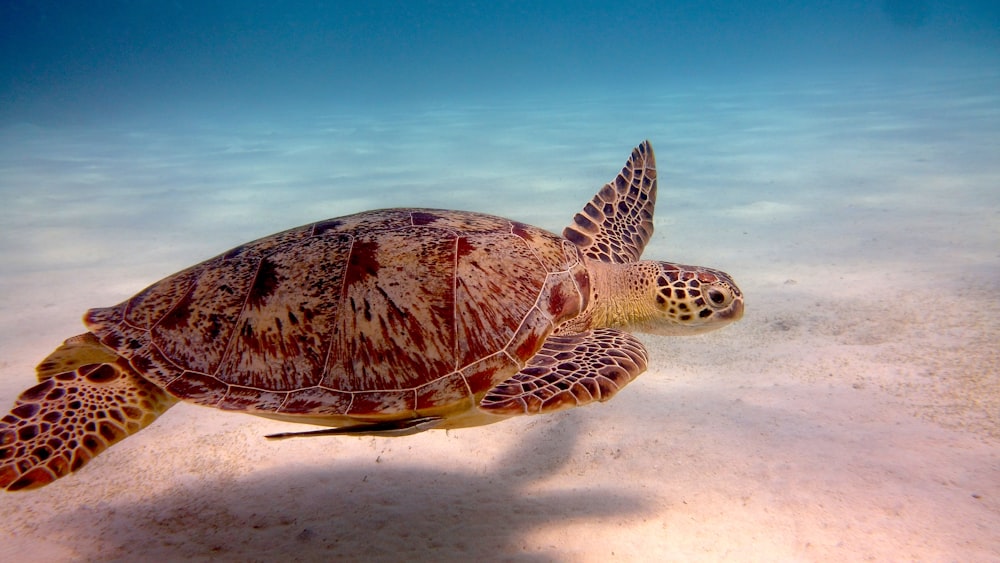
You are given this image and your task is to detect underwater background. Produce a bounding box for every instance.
[1,1,998,561]
[3,1,1000,124]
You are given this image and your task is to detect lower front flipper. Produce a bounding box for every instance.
[479,328,648,415]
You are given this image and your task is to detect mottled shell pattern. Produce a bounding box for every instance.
[84,209,591,421]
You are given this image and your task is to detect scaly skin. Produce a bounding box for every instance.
[577,259,743,336]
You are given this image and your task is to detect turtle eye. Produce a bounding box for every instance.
[706,285,733,309]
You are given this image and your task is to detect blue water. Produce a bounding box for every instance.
[2,1,998,124]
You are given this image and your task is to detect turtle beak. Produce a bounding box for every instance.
[719,299,744,322]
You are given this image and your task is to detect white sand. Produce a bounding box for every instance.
[1,69,998,561]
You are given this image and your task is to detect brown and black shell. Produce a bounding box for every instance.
[83,209,591,421]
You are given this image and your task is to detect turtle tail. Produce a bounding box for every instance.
[0,333,177,491]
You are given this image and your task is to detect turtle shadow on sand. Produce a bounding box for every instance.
[45,415,652,561]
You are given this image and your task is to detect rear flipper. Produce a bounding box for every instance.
[0,333,176,491]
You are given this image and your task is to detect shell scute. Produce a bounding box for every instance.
[222,225,312,260]
[459,351,520,399]
[324,226,457,393]
[505,306,554,365]
[348,389,416,416]
[126,341,174,386]
[151,254,258,375]
[454,231,545,367]
[84,302,126,335]
[279,387,352,416]
[164,371,227,405]
[512,222,572,272]
[218,386,286,412]
[413,210,511,233]
[314,209,412,235]
[415,372,472,411]
[120,267,198,330]
[217,233,351,391]
[539,267,589,325]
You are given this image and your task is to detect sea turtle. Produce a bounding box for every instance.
[0,141,743,491]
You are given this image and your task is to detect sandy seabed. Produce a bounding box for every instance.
[0,68,998,561]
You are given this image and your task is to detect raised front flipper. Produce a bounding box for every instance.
[563,140,657,263]
[480,328,648,415]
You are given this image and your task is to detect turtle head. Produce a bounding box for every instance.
[641,262,743,335]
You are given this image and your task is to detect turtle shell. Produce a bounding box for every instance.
[83,209,591,421]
